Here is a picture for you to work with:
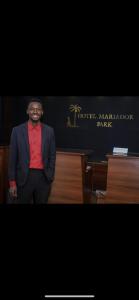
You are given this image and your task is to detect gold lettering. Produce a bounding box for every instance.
[77,113,134,121]
[96,122,112,127]
[130,114,134,120]
[99,114,104,119]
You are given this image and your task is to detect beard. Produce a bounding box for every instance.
[29,116,41,123]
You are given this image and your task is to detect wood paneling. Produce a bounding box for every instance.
[48,151,93,204]
[105,154,139,203]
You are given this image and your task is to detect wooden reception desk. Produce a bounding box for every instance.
[48,150,93,204]
[105,153,139,203]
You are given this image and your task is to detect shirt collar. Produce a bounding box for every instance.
[28,121,42,130]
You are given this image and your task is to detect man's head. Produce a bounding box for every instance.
[26,98,43,124]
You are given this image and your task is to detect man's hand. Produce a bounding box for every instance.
[9,186,17,198]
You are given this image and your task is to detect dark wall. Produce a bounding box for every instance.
[11,96,46,127]
[1,96,139,160]
[45,96,139,160]
[0,96,3,144]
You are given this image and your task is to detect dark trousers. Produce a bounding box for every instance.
[16,169,51,204]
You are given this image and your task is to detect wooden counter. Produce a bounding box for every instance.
[105,154,139,203]
[48,151,93,204]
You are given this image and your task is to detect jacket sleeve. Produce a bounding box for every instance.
[8,128,18,182]
[47,128,56,181]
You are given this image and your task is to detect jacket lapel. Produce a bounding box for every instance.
[22,122,30,159]
[42,123,46,159]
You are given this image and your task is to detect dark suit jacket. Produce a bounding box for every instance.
[8,122,56,186]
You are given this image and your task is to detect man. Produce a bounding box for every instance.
[8,98,56,203]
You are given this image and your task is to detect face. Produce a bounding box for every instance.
[27,102,43,123]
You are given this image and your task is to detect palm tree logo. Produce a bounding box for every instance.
[67,104,82,128]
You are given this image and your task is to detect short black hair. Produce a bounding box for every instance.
[27,97,43,108]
